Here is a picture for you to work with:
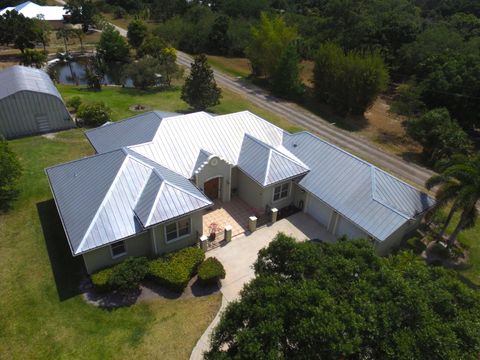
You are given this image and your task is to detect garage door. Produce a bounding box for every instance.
[306,195,332,228]
[335,216,367,239]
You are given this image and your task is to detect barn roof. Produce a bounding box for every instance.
[0,66,62,101]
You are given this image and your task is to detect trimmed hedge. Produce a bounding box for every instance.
[148,247,205,292]
[91,267,114,293]
[198,257,226,286]
[90,256,148,292]
[109,257,148,290]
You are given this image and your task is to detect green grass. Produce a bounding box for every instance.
[206,55,251,78]
[445,212,480,287]
[0,130,221,359]
[58,84,303,133]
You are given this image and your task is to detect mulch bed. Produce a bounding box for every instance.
[82,275,220,309]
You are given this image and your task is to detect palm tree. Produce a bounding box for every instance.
[426,154,480,247]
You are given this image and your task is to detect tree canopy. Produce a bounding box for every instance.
[406,108,472,166]
[181,54,221,110]
[314,43,388,115]
[206,234,480,359]
[246,12,298,78]
[96,24,130,62]
[127,19,148,49]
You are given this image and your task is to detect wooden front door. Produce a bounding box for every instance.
[204,178,220,200]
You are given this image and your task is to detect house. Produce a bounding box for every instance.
[46,111,435,274]
[0,66,74,139]
[0,1,68,28]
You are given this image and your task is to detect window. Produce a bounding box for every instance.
[165,217,191,242]
[111,241,126,258]
[273,182,290,202]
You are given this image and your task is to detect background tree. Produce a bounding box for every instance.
[181,54,221,110]
[207,15,230,55]
[76,102,111,127]
[270,42,303,98]
[137,35,167,58]
[206,234,480,359]
[71,28,85,53]
[157,47,182,87]
[426,154,480,247]
[32,16,51,52]
[0,11,37,53]
[314,43,388,115]
[127,19,148,49]
[406,108,472,166]
[84,54,106,90]
[126,56,162,89]
[56,28,71,53]
[0,137,22,212]
[96,24,130,62]
[21,49,47,68]
[246,12,298,78]
[64,0,95,32]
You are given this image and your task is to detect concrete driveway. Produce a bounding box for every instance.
[207,212,335,302]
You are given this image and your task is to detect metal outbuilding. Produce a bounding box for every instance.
[0,66,74,139]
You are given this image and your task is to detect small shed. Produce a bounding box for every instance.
[0,66,74,139]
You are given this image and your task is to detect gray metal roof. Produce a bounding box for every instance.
[46,147,211,255]
[0,65,62,100]
[86,111,179,153]
[48,110,435,254]
[107,111,287,178]
[282,132,435,241]
[238,135,309,186]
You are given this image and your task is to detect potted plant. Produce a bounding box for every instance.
[208,222,220,241]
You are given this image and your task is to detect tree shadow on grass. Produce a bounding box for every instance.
[37,199,85,301]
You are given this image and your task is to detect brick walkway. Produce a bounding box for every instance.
[202,197,252,238]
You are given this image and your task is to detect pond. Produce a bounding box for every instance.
[49,57,134,87]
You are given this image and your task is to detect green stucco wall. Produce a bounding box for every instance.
[195,156,232,202]
[82,230,153,274]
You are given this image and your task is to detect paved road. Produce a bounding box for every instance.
[68,14,436,189]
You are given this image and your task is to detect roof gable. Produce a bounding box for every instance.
[237,135,309,186]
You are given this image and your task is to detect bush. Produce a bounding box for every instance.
[198,257,225,285]
[91,267,114,293]
[77,102,111,127]
[109,257,148,291]
[148,247,205,292]
[66,96,82,112]
[0,137,22,212]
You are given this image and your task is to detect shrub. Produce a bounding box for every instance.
[91,267,114,293]
[148,247,205,292]
[109,257,148,291]
[76,102,111,127]
[66,96,82,112]
[198,257,225,285]
[0,137,22,212]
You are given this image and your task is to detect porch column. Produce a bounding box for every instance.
[249,216,257,233]
[224,225,232,242]
[200,235,209,251]
[271,208,278,223]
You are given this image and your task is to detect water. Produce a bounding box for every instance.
[50,57,133,87]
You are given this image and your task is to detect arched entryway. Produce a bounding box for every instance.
[204,177,221,200]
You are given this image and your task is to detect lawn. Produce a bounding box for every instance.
[446,213,480,287]
[0,130,222,359]
[58,84,303,132]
